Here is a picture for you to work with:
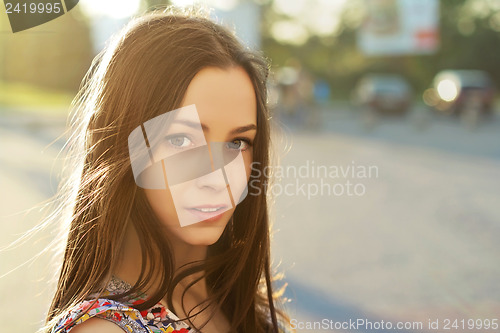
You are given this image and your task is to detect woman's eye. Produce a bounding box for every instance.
[226,139,251,151]
[167,135,192,148]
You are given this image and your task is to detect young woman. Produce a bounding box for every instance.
[44,7,290,333]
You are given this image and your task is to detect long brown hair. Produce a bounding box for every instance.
[45,7,287,333]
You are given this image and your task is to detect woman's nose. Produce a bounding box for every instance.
[194,168,228,192]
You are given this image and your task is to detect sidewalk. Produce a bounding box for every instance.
[0,106,69,127]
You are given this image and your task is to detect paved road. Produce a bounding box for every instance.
[0,114,66,332]
[272,105,500,332]
[1,106,499,332]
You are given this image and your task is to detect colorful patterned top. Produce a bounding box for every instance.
[51,276,194,333]
[51,276,293,333]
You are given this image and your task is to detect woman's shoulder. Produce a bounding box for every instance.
[64,317,124,333]
[51,275,194,333]
[51,297,193,333]
[50,298,150,333]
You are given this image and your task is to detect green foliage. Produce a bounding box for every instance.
[0,80,74,114]
[261,0,500,99]
[141,0,172,11]
[0,7,93,92]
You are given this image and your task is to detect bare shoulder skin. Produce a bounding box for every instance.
[68,317,125,333]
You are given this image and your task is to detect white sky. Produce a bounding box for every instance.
[171,0,239,11]
[79,0,239,18]
[79,0,141,18]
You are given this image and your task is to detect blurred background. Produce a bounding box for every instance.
[1,0,500,332]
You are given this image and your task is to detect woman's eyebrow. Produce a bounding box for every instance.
[230,124,257,135]
[172,119,257,134]
[171,119,208,131]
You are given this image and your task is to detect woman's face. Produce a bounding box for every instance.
[143,66,257,246]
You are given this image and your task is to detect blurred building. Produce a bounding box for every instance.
[358,0,439,56]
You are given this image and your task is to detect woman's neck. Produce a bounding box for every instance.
[115,221,229,330]
[168,233,210,299]
[115,221,209,300]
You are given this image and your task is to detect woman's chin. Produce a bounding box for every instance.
[173,224,227,246]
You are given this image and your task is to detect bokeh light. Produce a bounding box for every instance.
[437,79,459,102]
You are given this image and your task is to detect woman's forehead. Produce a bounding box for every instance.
[180,66,257,127]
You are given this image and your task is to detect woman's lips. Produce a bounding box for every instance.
[186,204,228,222]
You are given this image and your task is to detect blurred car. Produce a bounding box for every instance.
[423,70,496,115]
[352,74,413,114]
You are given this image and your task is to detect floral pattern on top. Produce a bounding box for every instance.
[51,276,194,333]
[51,275,294,333]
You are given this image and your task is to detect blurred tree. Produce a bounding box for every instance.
[5,0,497,99]
[261,0,500,99]
[432,0,500,80]
[0,7,93,93]
[141,0,172,11]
